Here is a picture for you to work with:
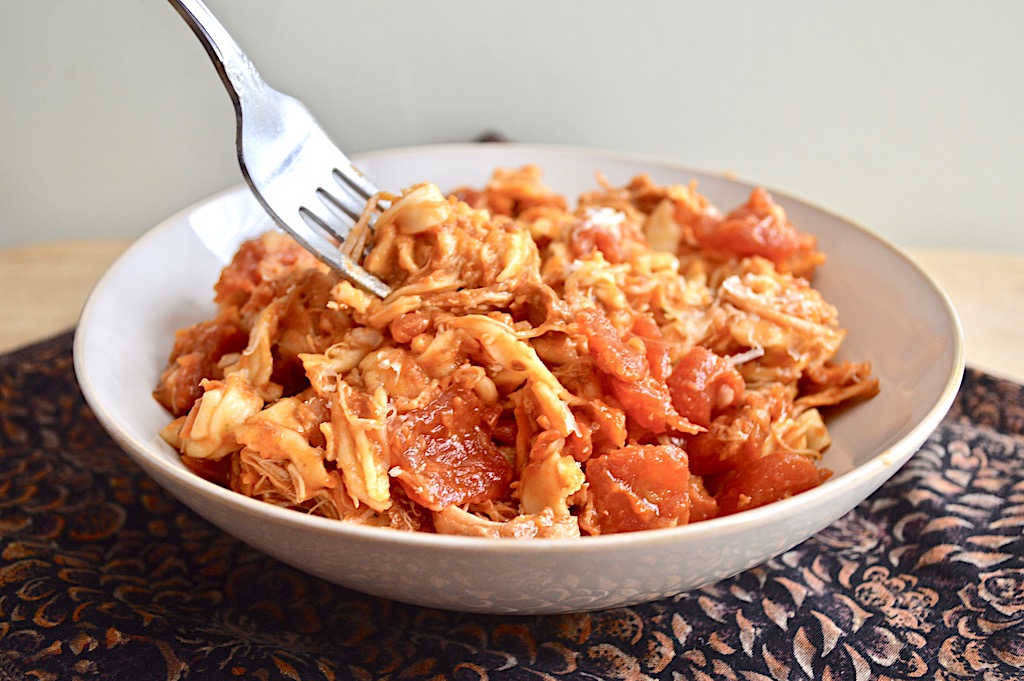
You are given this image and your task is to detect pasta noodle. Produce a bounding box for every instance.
[154,166,879,538]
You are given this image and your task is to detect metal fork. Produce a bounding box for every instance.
[168,0,392,297]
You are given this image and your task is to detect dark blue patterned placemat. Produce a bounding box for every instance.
[1,331,1022,680]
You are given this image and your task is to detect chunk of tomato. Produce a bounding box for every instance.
[715,452,829,516]
[667,346,745,428]
[583,444,691,534]
[685,386,786,476]
[390,387,511,511]
[696,187,819,271]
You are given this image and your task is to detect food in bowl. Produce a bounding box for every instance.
[153,165,879,538]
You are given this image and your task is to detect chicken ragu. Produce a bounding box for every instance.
[154,166,879,538]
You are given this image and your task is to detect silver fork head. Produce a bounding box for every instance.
[168,0,392,298]
[236,88,392,297]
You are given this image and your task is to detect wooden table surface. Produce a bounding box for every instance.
[2,238,1023,384]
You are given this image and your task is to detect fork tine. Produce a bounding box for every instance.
[315,175,381,243]
[293,206,391,298]
[317,187,362,225]
[332,167,390,215]
[321,171,377,220]
[334,161,378,201]
[306,197,368,253]
[298,204,342,240]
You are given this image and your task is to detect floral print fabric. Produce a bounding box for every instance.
[1,332,1022,680]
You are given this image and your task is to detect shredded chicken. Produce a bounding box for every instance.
[154,165,878,537]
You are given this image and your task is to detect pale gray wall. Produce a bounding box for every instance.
[2,1,1022,251]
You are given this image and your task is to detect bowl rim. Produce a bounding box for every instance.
[73,142,966,555]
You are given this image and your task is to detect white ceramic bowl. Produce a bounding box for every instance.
[74,144,964,614]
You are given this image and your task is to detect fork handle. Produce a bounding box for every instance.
[167,0,266,110]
